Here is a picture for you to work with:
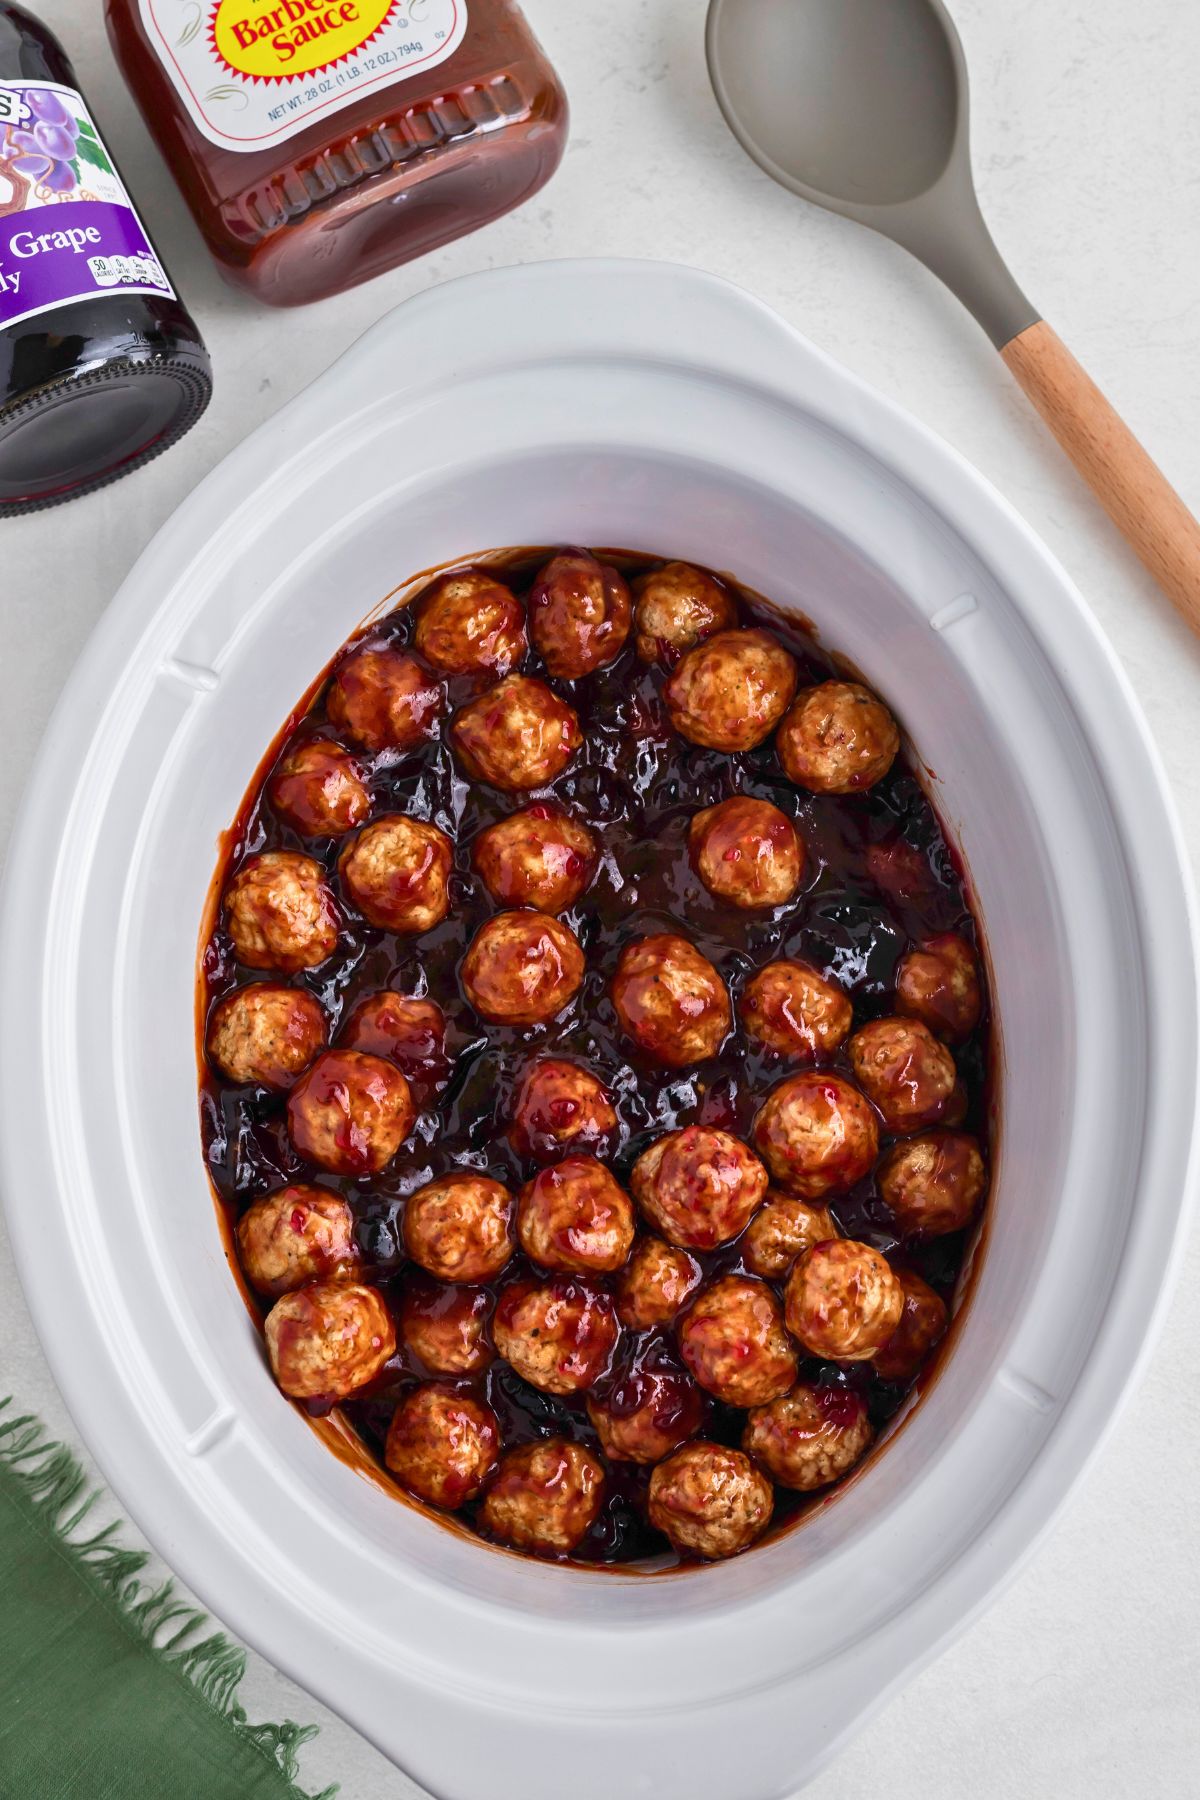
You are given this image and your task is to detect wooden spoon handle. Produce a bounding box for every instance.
[1001,319,1200,637]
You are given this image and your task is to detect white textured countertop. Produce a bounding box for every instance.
[3,2,1199,1794]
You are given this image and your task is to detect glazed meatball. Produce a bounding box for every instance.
[610,934,731,1067]
[743,1384,873,1491]
[412,567,527,676]
[678,1275,797,1406]
[339,815,453,935]
[207,982,328,1090]
[397,1274,493,1375]
[326,644,443,754]
[237,1184,359,1296]
[508,1058,617,1163]
[632,561,738,664]
[472,803,597,914]
[664,628,797,752]
[384,1384,499,1509]
[648,1441,773,1561]
[847,1016,958,1132]
[338,991,446,1096]
[873,1269,949,1382]
[492,1277,618,1394]
[895,933,982,1043]
[403,1174,514,1283]
[689,797,805,910]
[224,852,338,973]
[631,1126,768,1250]
[267,740,370,837]
[614,1237,703,1329]
[587,1366,704,1464]
[529,548,632,678]
[479,1438,605,1556]
[288,1049,414,1176]
[741,1192,840,1280]
[264,1281,395,1401]
[517,1157,636,1274]
[460,912,585,1027]
[752,1072,880,1199]
[785,1239,904,1362]
[776,680,900,794]
[876,1130,986,1237]
[451,675,581,792]
[739,960,852,1062]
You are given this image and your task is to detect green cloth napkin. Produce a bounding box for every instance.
[0,1402,336,1800]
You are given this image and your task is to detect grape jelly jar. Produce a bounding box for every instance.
[0,4,211,514]
[105,0,568,306]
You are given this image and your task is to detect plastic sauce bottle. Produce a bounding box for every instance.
[105,0,568,307]
[0,2,211,513]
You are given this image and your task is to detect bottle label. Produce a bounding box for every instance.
[136,0,469,151]
[0,82,174,334]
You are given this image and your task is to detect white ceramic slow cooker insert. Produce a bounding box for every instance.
[1,262,1196,1800]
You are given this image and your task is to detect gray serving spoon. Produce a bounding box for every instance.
[706,0,1200,637]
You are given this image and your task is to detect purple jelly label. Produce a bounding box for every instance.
[0,80,174,332]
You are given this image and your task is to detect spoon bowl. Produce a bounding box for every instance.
[709,0,960,209]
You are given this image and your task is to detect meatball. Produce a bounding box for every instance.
[518,1157,636,1274]
[384,1384,499,1509]
[264,1280,395,1401]
[412,568,527,676]
[207,982,328,1090]
[288,1049,415,1176]
[741,1192,840,1279]
[743,1384,873,1491]
[338,815,453,935]
[403,1174,514,1283]
[664,628,797,752]
[492,1277,618,1394]
[224,852,338,973]
[632,561,738,664]
[472,803,598,914]
[784,1239,904,1362]
[689,797,805,910]
[610,934,731,1067]
[326,644,443,754]
[739,960,852,1062]
[895,933,982,1043]
[587,1367,704,1465]
[847,1016,958,1132]
[397,1275,493,1375]
[338,991,446,1096]
[460,912,585,1027]
[614,1236,703,1329]
[237,1184,359,1296]
[776,680,900,794]
[752,1072,880,1199]
[873,1269,949,1382]
[528,548,632,678]
[631,1126,768,1250]
[451,676,581,792]
[876,1130,986,1237]
[479,1438,605,1557]
[267,739,370,837]
[678,1275,797,1406]
[508,1058,617,1163]
[648,1441,773,1561]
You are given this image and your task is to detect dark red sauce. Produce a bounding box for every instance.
[198,549,992,1568]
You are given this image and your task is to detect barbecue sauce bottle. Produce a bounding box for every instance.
[0,2,211,514]
[104,0,568,307]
